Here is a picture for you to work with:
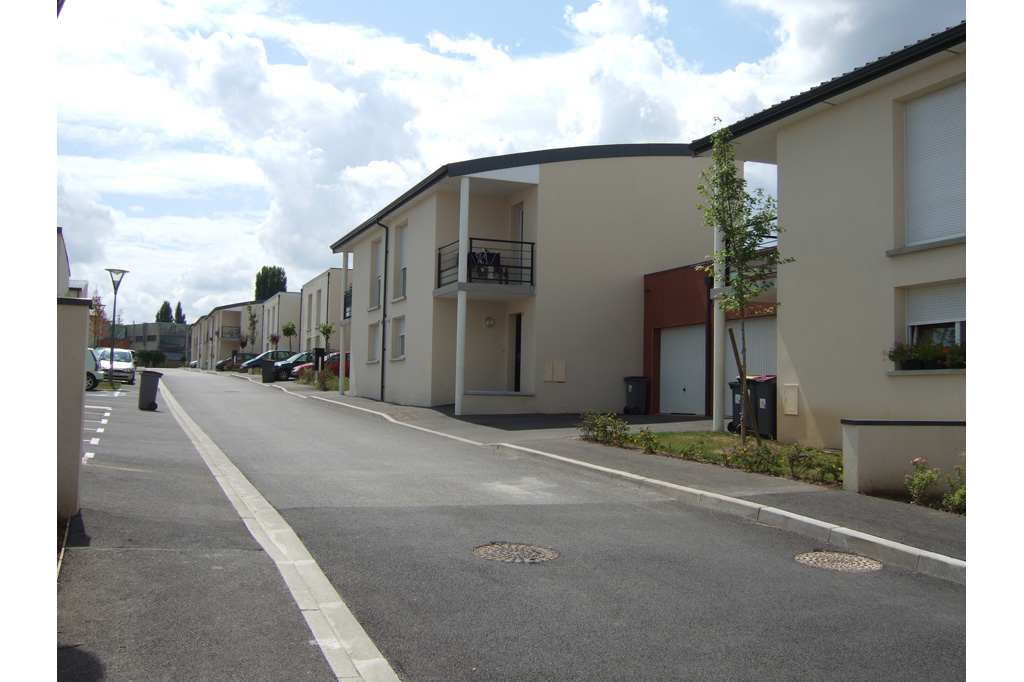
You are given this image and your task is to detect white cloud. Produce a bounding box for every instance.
[56,0,966,326]
[564,0,669,38]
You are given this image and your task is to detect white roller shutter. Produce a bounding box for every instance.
[906,281,966,326]
[905,80,966,246]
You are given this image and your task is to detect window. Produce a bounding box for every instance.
[904,81,966,246]
[368,323,380,362]
[906,281,965,346]
[391,317,406,359]
[316,289,322,326]
[307,294,313,331]
[370,238,382,308]
[394,224,407,298]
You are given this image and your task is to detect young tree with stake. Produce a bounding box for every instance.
[697,124,792,444]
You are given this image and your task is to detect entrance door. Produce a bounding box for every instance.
[508,313,522,392]
[659,324,706,414]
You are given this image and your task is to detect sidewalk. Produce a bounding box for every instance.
[58,381,341,681]
[266,376,966,582]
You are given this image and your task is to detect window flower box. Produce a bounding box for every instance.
[886,340,965,370]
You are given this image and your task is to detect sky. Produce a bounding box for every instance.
[54,0,967,326]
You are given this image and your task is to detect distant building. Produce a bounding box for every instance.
[126,322,189,363]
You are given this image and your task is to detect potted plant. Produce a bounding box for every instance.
[913,339,945,369]
[886,341,920,370]
[940,342,966,369]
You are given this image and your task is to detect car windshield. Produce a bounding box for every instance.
[95,349,132,362]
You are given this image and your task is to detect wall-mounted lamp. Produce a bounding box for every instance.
[484,316,495,328]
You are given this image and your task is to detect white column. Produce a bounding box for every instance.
[455,178,470,415]
[712,228,726,432]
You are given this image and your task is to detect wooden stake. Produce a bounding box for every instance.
[728,328,762,447]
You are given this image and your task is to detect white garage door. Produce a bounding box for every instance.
[660,324,706,415]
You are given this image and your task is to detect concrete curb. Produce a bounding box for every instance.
[225,373,967,585]
[492,443,966,585]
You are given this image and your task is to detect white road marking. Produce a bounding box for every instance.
[160,383,399,682]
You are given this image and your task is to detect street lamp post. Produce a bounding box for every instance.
[106,268,128,378]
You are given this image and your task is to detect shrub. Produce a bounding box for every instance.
[631,427,658,454]
[781,444,813,479]
[905,457,942,505]
[941,465,966,514]
[729,443,781,474]
[576,410,630,445]
[678,436,710,461]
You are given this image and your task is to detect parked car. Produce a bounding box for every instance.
[272,351,316,381]
[238,349,294,371]
[94,348,137,385]
[290,351,343,379]
[85,348,100,391]
[216,352,256,371]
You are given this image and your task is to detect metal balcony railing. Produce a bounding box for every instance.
[438,238,535,288]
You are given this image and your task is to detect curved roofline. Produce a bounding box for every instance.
[690,22,966,155]
[331,143,692,252]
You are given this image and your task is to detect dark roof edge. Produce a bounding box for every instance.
[448,143,692,177]
[690,22,966,154]
[331,143,693,251]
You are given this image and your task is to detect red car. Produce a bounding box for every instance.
[291,351,348,379]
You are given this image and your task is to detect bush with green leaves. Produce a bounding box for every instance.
[678,436,710,461]
[905,457,942,505]
[729,443,781,474]
[577,410,630,445]
[631,427,658,454]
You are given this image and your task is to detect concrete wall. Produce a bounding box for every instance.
[58,297,92,521]
[774,53,966,449]
[842,420,966,495]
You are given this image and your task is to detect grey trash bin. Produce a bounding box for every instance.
[261,359,276,383]
[623,376,649,415]
[138,370,163,411]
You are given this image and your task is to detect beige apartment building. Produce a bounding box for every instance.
[690,23,966,488]
[189,300,265,370]
[299,268,349,354]
[331,145,711,415]
[260,291,301,353]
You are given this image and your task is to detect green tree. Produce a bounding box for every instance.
[247,306,259,351]
[281,322,297,351]
[156,300,173,323]
[697,124,792,444]
[317,322,335,353]
[255,266,287,300]
[174,301,187,325]
[88,293,109,347]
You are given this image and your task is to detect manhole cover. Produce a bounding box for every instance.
[795,550,883,572]
[473,542,559,564]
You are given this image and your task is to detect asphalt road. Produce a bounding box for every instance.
[152,370,965,682]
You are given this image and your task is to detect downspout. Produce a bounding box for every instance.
[325,270,330,359]
[376,220,390,401]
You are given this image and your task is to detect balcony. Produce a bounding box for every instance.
[437,238,535,289]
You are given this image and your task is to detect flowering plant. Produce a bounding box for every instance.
[886,340,965,368]
[940,342,966,368]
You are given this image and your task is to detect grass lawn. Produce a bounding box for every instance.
[611,427,844,486]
